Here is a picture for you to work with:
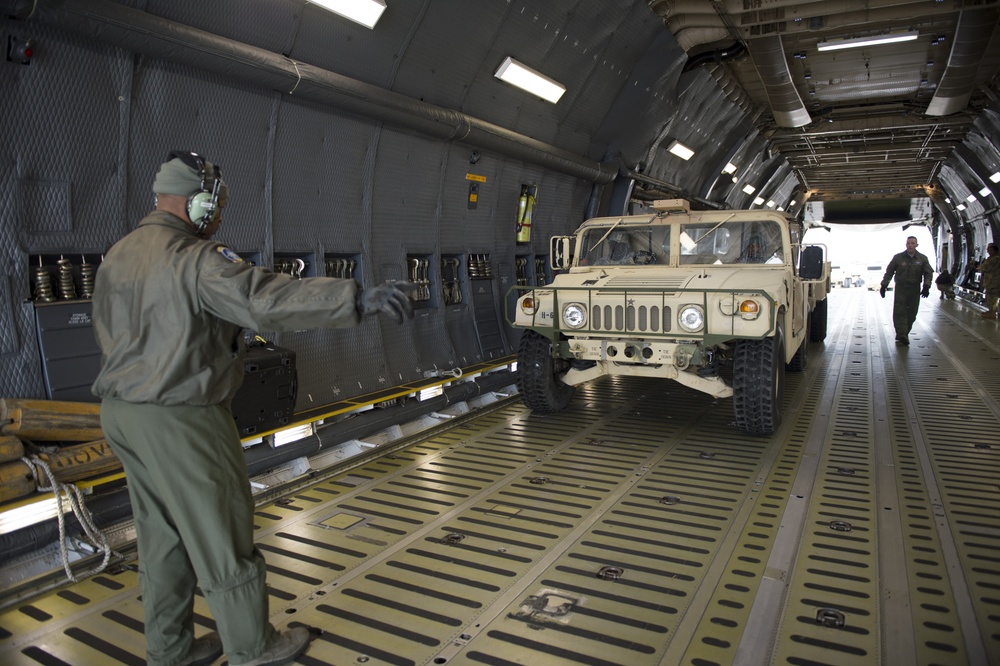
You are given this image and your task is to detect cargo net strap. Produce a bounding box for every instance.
[22,455,122,583]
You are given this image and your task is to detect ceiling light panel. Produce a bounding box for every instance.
[309,0,386,28]
[494,57,566,103]
[817,31,918,52]
[667,140,695,160]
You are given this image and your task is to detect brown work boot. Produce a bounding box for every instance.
[180,632,223,666]
[238,627,312,666]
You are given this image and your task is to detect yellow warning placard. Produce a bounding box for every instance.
[466,173,487,183]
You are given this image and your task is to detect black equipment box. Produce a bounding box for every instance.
[34,301,102,402]
[231,344,297,437]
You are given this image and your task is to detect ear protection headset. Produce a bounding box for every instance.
[169,150,222,232]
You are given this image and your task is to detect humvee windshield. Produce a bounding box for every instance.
[579,225,670,266]
[578,219,785,266]
[678,219,784,265]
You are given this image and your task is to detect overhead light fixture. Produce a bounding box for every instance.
[722,162,738,174]
[742,184,756,195]
[789,200,796,207]
[667,140,695,160]
[766,200,776,208]
[494,56,566,103]
[966,194,977,203]
[990,171,1000,183]
[753,196,765,206]
[309,0,387,28]
[817,31,918,52]
[980,186,992,197]
[957,203,967,211]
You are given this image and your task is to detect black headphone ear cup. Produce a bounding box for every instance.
[188,191,216,230]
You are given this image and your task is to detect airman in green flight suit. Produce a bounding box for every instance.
[880,235,933,346]
[92,151,414,666]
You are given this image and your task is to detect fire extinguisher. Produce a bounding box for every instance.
[516,184,536,243]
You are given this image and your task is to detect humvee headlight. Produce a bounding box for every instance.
[520,296,538,314]
[562,303,587,329]
[739,299,761,320]
[678,304,705,332]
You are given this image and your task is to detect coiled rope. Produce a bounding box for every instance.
[21,455,121,582]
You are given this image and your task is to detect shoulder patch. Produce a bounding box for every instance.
[216,246,243,263]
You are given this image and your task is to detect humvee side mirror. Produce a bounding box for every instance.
[550,236,573,270]
[800,245,824,279]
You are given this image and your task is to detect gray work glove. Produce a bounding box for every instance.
[357,281,416,324]
[879,286,886,298]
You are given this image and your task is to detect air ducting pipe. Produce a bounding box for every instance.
[747,35,811,128]
[926,7,1000,116]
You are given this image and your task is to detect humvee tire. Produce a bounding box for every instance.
[517,330,575,413]
[733,324,785,436]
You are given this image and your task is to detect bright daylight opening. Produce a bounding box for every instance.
[804,223,937,290]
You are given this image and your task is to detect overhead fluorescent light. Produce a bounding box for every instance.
[991,171,1000,183]
[742,184,756,195]
[753,196,765,206]
[957,203,967,211]
[789,200,796,207]
[722,162,738,174]
[817,31,918,52]
[766,200,776,208]
[309,0,386,28]
[666,140,695,160]
[980,187,992,197]
[494,56,566,103]
[967,194,977,203]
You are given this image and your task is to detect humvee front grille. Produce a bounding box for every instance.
[591,304,672,333]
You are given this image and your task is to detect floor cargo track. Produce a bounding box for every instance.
[2,289,999,666]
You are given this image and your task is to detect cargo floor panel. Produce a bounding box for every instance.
[1,290,999,665]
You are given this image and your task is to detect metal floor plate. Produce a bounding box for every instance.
[1,289,999,666]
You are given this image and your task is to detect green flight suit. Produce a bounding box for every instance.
[880,249,933,340]
[93,210,362,665]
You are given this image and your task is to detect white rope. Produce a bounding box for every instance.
[22,455,121,583]
[287,57,302,95]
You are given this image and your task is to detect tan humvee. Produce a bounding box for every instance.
[509,199,830,435]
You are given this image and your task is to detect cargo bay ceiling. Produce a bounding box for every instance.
[4,0,1000,228]
[654,0,1000,228]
